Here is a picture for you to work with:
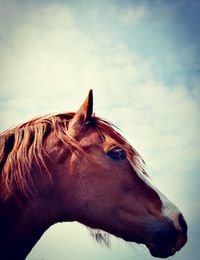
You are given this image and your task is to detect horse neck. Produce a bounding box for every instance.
[0,194,59,260]
[0,130,76,259]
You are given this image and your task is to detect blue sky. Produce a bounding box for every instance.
[0,0,200,259]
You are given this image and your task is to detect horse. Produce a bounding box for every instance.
[0,90,187,259]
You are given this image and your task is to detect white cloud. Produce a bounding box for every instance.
[0,2,153,130]
[192,81,200,102]
[121,5,148,25]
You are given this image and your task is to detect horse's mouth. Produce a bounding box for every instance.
[145,233,187,258]
[122,231,186,258]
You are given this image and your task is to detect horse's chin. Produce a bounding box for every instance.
[145,239,187,259]
[146,243,177,258]
[127,240,176,258]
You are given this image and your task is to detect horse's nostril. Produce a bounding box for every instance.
[179,214,188,234]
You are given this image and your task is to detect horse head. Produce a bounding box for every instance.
[46,90,187,258]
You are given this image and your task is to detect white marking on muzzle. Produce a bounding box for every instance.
[131,163,181,230]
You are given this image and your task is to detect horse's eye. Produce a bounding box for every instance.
[107,148,126,160]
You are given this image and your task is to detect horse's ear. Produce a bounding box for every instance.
[68,89,93,137]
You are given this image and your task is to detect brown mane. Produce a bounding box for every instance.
[0,112,145,200]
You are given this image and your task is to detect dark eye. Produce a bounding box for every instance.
[107,147,126,160]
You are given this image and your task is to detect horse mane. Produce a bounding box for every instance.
[0,112,146,200]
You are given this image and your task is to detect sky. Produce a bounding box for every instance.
[0,0,200,259]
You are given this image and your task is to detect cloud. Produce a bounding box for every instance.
[120,4,148,25]
[0,2,153,130]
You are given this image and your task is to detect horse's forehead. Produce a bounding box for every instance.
[79,129,117,148]
[79,129,102,146]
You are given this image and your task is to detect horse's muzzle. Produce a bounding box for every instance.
[147,214,188,258]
